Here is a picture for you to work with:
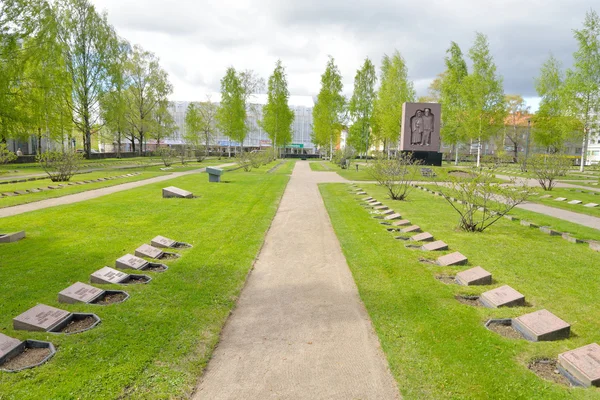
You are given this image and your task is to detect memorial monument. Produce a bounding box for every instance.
[399,102,442,166]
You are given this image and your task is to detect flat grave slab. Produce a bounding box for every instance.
[401,225,421,233]
[520,220,539,228]
[135,244,164,259]
[369,202,383,207]
[421,240,448,251]
[0,333,22,358]
[373,205,389,211]
[480,285,525,308]
[562,233,584,244]
[392,219,411,227]
[455,266,492,286]
[356,191,367,195]
[585,203,599,208]
[13,304,70,332]
[540,226,561,236]
[436,252,467,266]
[116,254,148,270]
[0,231,25,243]
[559,343,600,387]
[384,213,402,221]
[362,197,373,202]
[555,197,567,202]
[58,282,103,304]
[162,186,193,199]
[90,267,129,284]
[512,309,570,341]
[380,209,394,215]
[410,232,434,242]
[568,200,582,205]
[589,241,600,252]
[540,195,552,199]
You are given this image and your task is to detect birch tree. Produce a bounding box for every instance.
[348,57,376,158]
[262,60,294,156]
[216,67,246,156]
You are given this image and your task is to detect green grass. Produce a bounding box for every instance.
[526,187,600,218]
[0,160,293,399]
[320,182,600,399]
[308,161,333,171]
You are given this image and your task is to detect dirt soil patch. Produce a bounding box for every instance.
[126,275,149,284]
[60,316,96,333]
[95,292,127,305]
[528,359,572,386]
[145,264,167,272]
[455,295,482,307]
[435,275,456,284]
[1,347,51,371]
[160,253,179,260]
[486,321,523,339]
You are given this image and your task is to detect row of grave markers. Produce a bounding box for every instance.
[413,184,600,253]
[0,235,191,372]
[350,184,600,388]
[0,173,141,198]
[540,193,599,208]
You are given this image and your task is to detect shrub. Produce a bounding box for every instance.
[37,151,83,182]
[155,147,176,167]
[367,153,421,200]
[529,153,571,191]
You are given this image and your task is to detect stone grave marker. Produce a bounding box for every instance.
[162,186,193,199]
[568,200,582,205]
[520,221,539,228]
[480,285,525,308]
[555,197,567,202]
[436,252,467,266]
[90,267,129,285]
[362,197,373,202]
[13,304,70,332]
[0,333,22,358]
[421,240,448,251]
[0,231,25,243]
[540,226,561,236]
[401,225,421,233]
[540,194,552,199]
[152,235,191,249]
[562,233,584,244]
[504,215,518,221]
[585,203,599,208]
[410,232,434,242]
[384,213,401,221]
[356,191,367,195]
[512,309,570,341]
[392,219,411,227]
[58,282,103,304]
[369,202,383,207]
[206,167,223,183]
[559,343,600,387]
[135,244,164,259]
[374,205,389,211]
[116,254,148,270]
[589,241,600,252]
[455,266,492,286]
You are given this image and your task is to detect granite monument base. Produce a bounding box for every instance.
[400,151,442,167]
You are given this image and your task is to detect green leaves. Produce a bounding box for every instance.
[348,58,377,156]
[312,56,345,155]
[216,67,247,147]
[262,60,294,150]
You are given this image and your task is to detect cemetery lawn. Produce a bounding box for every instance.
[320,182,600,399]
[308,161,333,171]
[0,160,293,399]
[522,187,600,218]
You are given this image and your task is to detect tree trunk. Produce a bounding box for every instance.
[455,144,459,166]
[580,130,588,172]
[476,136,482,168]
[117,131,122,159]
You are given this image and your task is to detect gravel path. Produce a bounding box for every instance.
[193,162,400,400]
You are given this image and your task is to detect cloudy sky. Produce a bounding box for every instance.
[91,0,597,111]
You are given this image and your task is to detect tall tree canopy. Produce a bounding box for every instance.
[312,56,345,156]
[216,67,246,151]
[262,60,294,153]
[348,57,377,157]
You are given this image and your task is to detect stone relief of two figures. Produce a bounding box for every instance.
[410,108,434,146]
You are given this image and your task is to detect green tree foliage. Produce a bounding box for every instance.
[216,67,246,154]
[348,57,377,158]
[372,51,415,154]
[563,9,600,171]
[439,42,469,150]
[462,33,506,167]
[262,60,294,154]
[312,56,345,156]
[56,0,119,157]
[503,94,530,161]
[125,44,173,155]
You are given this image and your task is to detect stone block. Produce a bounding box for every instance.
[421,240,448,251]
[401,225,421,233]
[135,244,164,259]
[373,205,389,211]
[540,226,561,236]
[380,209,394,216]
[384,213,402,221]
[520,220,539,228]
[589,241,600,252]
[559,343,600,387]
[555,197,567,202]
[512,309,570,342]
[504,215,518,221]
[151,235,177,248]
[362,197,373,202]
[584,203,599,208]
[480,285,525,308]
[410,232,434,242]
[540,195,552,199]
[369,202,383,207]
[568,200,582,205]
[356,191,367,195]
[436,252,467,266]
[455,266,492,286]
[562,233,583,244]
[207,167,223,182]
[0,333,22,358]
[13,304,70,332]
[0,231,25,243]
[58,282,103,304]
[90,267,129,285]
[116,254,148,270]
[162,186,193,199]
[392,219,411,226]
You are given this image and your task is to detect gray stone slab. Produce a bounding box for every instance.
[401,225,421,233]
[362,197,373,202]
[504,215,518,221]
[369,202,383,207]
[90,267,129,285]
[421,240,448,251]
[13,304,71,332]
[559,343,600,387]
[0,333,22,358]
[555,197,567,202]
[384,213,402,221]
[373,205,389,211]
[356,191,367,195]
[540,195,552,199]
[520,220,539,228]
[455,266,492,286]
[480,285,525,308]
[436,252,467,266]
[135,244,164,259]
[512,309,570,342]
[0,231,25,243]
[380,209,394,216]
[206,167,223,183]
[392,219,411,226]
[562,233,584,244]
[58,282,104,304]
[585,203,599,208]
[568,200,582,205]
[116,254,149,270]
[151,235,177,248]
[589,241,600,252]
[162,186,193,199]
[410,232,434,242]
[540,226,561,236]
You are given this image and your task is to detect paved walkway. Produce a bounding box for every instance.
[0,164,234,219]
[193,162,400,399]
